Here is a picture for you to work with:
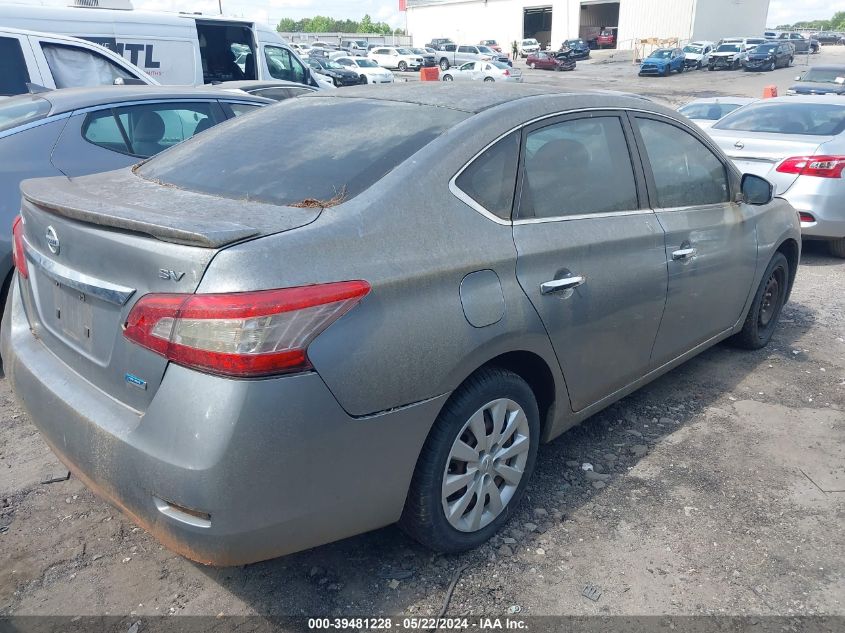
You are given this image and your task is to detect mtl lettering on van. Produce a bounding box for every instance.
[83,37,161,69]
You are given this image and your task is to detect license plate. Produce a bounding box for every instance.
[52,283,93,344]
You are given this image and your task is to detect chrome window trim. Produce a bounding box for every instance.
[450,106,694,226]
[24,237,135,306]
[72,98,251,117]
[0,111,72,141]
[513,209,653,225]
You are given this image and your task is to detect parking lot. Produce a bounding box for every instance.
[1,47,844,624]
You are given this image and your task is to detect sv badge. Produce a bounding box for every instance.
[159,269,186,282]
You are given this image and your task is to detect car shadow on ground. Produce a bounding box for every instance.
[193,267,820,617]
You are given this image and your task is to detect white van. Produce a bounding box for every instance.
[1,27,158,97]
[0,0,319,89]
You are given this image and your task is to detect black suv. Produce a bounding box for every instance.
[426,38,454,49]
[744,41,793,71]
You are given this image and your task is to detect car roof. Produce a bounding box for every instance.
[754,94,845,104]
[31,85,271,115]
[306,83,652,115]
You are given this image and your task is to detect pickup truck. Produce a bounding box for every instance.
[340,39,370,57]
[770,31,820,54]
[426,38,454,49]
[434,44,510,70]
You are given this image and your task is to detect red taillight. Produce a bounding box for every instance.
[123,281,370,377]
[776,155,845,179]
[798,212,816,224]
[12,215,28,279]
[504,69,510,76]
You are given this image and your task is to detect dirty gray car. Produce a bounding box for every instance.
[2,84,800,566]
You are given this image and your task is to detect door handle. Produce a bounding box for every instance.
[540,276,585,295]
[672,247,697,261]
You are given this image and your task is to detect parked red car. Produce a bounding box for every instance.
[596,27,617,49]
[479,39,502,53]
[526,51,576,71]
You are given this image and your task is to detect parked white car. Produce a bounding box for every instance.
[519,38,541,57]
[441,61,522,82]
[682,41,715,69]
[677,97,757,128]
[368,46,423,71]
[334,56,395,84]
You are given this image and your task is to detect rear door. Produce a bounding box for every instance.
[512,112,667,412]
[630,114,757,367]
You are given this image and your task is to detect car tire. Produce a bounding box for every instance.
[709,64,715,71]
[442,74,453,81]
[399,367,540,553]
[731,252,789,350]
[528,62,536,69]
[359,75,368,84]
[769,60,776,71]
[829,238,845,258]
[788,56,794,66]
[440,59,450,70]
[484,76,495,82]
[696,61,702,70]
[662,66,669,77]
[398,61,408,72]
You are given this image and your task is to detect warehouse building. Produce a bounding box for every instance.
[406,0,771,51]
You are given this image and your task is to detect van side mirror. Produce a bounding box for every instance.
[741,173,774,205]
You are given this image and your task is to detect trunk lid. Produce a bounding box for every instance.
[17,170,322,411]
[708,129,829,194]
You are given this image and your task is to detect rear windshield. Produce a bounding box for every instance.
[0,95,51,134]
[678,102,745,120]
[753,43,779,53]
[138,98,467,206]
[713,101,845,136]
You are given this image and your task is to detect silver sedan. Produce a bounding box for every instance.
[707,95,845,256]
[441,60,523,82]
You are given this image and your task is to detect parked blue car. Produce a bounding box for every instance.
[639,48,686,76]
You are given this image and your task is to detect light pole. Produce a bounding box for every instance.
[218,0,222,15]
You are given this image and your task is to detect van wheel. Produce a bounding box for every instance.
[829,238,845,258]
[398,61,408,72]
[731,253,789,349]
[399,368,539,553]
[440,59,450,70]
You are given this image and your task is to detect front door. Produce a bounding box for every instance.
[512,113,668,412]
[629,114,758,367]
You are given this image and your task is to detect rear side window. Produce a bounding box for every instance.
[0,95,51,134]
[42,43,134,88]
[455,132,519,220]
[138,99,468,206]
[0,37,30,97]
[519,116,639,219]
[227,102,262,117]
[636,117,729,208]
[83,102,220,158]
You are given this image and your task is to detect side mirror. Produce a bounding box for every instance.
[741,173,774,205]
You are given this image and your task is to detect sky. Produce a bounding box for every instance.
[6,0,835,30]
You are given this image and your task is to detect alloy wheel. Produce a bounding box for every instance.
[441,398,530,532]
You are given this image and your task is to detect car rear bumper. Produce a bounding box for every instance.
[782,177,845,239]
[2,282,445,566]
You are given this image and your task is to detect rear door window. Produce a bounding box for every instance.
[519,116,639,219]
[635,117,729,208]
[0,36,31,96]
[82,101,223,158]
[41,43,134,88]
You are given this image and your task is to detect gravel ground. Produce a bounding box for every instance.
[1,48,844,624]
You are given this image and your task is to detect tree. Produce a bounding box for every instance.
[358,14,374,33]
[277,17,297,32]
